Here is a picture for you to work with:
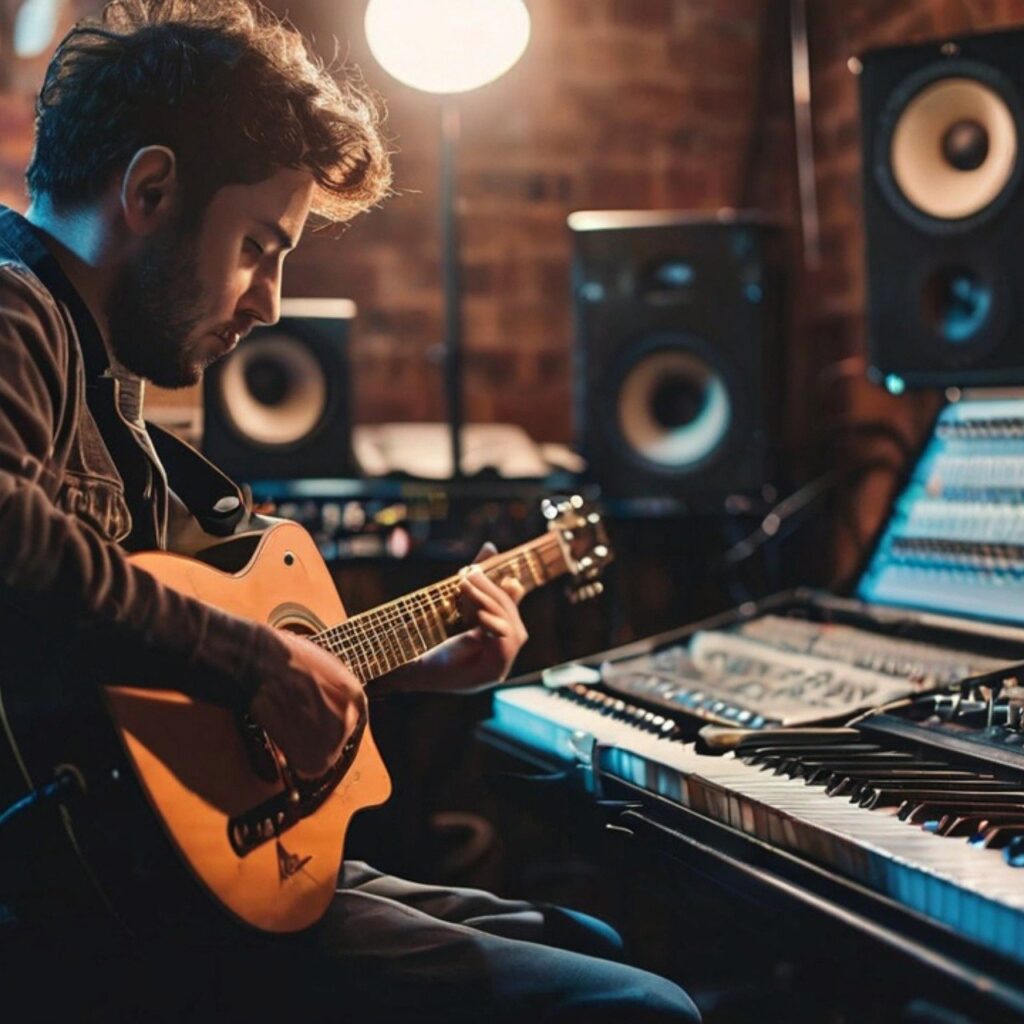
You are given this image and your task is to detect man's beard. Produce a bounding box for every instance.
[105,224,211,388]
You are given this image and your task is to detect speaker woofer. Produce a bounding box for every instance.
[877,61,1023,232]
[609,341,732,475]
[217,333,329,448]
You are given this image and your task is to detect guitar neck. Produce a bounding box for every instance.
[309,532,569,683]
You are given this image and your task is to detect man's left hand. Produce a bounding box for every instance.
[373,543,528,695]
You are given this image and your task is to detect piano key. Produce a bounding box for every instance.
[808,761,955,786]
[860,786,1024,809]
[830,772,985,800]
[487,684,1024,966]
[600,738,1024,961]
[900,801,1024,824]
[970,825,1024,850]
[939,813,1024,837]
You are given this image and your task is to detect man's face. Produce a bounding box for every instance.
[106,167,316,387]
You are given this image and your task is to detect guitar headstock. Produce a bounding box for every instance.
[541,495,613,603]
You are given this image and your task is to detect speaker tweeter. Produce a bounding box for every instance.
[860,29,1024,386]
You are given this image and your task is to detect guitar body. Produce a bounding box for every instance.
[105,521,391,933]
[0,497,606,938]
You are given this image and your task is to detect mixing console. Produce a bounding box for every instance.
[860,397,1024,623]
[597,615,1007,728]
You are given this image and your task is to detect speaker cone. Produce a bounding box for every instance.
[217,334,329,447]
[882,66,1021,227]
[614,346,731,473]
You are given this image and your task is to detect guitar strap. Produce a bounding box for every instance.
[146,422,249,538]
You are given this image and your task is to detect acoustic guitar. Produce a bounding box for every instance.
[60,496,609,935]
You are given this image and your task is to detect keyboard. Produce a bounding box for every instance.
[487,683,1024,969]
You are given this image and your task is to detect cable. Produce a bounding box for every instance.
[0,765,85,832]
[723,470,838,567]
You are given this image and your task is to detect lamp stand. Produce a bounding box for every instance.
[440,96,464,480]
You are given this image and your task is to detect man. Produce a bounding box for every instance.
[0,2,700,1021]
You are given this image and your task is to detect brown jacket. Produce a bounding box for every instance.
[0,205,290,711]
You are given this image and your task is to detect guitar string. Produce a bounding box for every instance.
[313,540,558,650]
[311,540,566,681]
[360,546,554,659]
[318,552,538,665]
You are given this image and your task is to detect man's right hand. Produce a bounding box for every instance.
[249,630,366,779]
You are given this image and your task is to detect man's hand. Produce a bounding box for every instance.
[374,543,529,695]
[249,630,366,779]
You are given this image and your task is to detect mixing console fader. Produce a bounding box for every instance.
[860,397,1024,623]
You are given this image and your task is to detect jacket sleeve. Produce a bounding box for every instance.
[0,264,291,709]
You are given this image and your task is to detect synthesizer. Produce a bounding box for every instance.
[859,397,1024,624]
[485,683,1024,977]
[482,395,1024,1017]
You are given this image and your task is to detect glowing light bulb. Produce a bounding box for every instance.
[365,0,531,95]
[14,0,64,58]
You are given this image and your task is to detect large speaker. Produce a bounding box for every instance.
[859,29,1024,388]
[202,298,357,481]
[570,211,784,501]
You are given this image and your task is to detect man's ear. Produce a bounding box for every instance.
[120,146,179,236]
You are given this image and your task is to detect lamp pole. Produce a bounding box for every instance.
[364,0,531,482]
[440,97,464,479]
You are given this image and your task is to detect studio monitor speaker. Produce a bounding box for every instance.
[859,29,1024,387]
[570,211,784,502]
[202,298,357,481]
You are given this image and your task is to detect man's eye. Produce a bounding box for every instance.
[244,237,265,256]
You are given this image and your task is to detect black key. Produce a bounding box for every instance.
[743,744,884,766]
[803,760,949,785]
[828,770,984,799]
[935,813,1024,837]
[969,824,1024,850]
[862,787,1024,809]
[900,801,1024,824]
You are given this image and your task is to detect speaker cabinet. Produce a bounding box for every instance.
[202,298,357,481]
[859,29,1024,388]
[570,211,784,501]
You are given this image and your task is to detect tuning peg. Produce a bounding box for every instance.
[567,581,605,604]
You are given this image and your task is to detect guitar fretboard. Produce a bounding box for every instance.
[310,533,568,683]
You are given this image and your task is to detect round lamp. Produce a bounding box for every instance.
[364,0,532,478]
[364,0,531,96]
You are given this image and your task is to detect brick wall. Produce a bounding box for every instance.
[279,0,768,439]
[798,0,1024,579]
[5,2,1024,576]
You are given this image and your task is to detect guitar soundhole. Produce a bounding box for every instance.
[268,602,326,637]
[281,622,316,637]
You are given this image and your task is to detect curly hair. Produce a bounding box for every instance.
[26,0,392,223]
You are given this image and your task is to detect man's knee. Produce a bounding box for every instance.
[542,961,701,1024]
[540,903,626,961]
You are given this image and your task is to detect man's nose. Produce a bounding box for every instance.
[248,267,282,327]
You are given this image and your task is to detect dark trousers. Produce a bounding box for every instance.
[7,861,701,1023]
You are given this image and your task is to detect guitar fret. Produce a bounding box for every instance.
[417,592,445,648]
[405,598,426,651]
[425,590,449,645]
[309,522,604,683]
[395,598,419,662]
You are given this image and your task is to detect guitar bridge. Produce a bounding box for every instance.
[227,714,367,857]
[237,712,281,783]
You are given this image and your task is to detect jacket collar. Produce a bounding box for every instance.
[0,205,109,381]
